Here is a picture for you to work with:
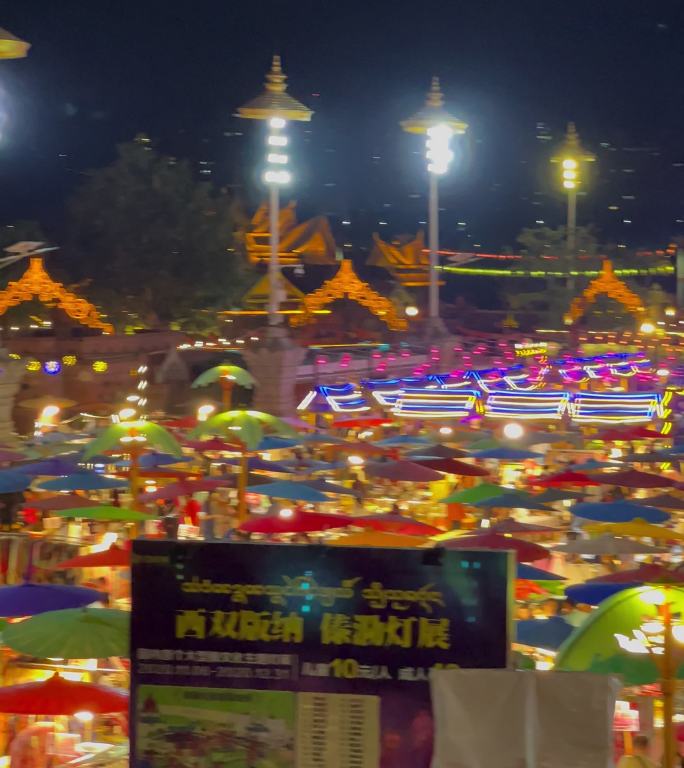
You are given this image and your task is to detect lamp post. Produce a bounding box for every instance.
[0,27,29,60]
[551,123,595,291]
[401,77,467,333]
[237,56,312,338]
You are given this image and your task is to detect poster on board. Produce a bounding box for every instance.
[131,541,512,768]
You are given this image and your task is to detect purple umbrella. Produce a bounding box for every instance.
[0,449,27,463]
[365,460,444,483]
[139,478,230,501]
[19,458,81,476]
[0,583,106,618]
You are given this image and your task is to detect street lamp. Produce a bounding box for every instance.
[550,123,595,272]
[0,27,29,60]
[401,77,467,333]
[237,55,312,337]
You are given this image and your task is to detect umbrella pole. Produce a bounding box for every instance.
[661,594,676,768]
[129,445,142,512]
[220,379,234,411]
[237,451,248,524]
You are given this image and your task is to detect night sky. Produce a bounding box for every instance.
[2,0,684,251]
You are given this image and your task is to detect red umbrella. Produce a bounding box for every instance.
[590,468,675,489]
[490,519,561,535]
[0,674,128,715]
[162,417,198,430]
[327,442,390,456]
[365,460,444,483]
[24,494,103,512]
[55,543,131,570]
[354,514,442,536]
[624,426,664,440]
[139,478,230,501]
[584,564,684,585]
[414,458,489,477]
[184,438,238,452]
[439,531,550,562]
[596,426,663,441]
[240,509,353,534]
[332,417,392,429]
[530,470,601,488]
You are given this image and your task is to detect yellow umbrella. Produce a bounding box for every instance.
[584,519,684,542]
[326,531,430,548]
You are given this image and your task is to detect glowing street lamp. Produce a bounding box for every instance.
[550,123,595,265]
[0,27,30,60]
[401,77,467,331]
[237,56,312,336]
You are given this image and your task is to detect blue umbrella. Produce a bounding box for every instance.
[218,457,291,473]
[473,492,551,510]
[298,434,347,445]
[0,471,32,493]
[564,581,640,606]
[0,583,106,617]
[37,472,127,492]
[279,459,345,472]
[570,501,669,524]
[245,481,333,503]
[517,564,566,581]
[255,437,300,450]
[373,435,434,447]
[19,458,81,476]
[470,447,544,461]
[515,616,575,650]
[570,460,622,471]
[115,452,191,469]
[533,488,585,504]
[305,479,359,497]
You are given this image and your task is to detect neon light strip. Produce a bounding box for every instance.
[439,265,674,278]
[392,389,482,419]
[484,391,570,420]
[570,392,663,424]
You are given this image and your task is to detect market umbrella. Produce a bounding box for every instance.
[473,492,552,511]
[185,438,238,452]
[255,436,301,450]
[439,483,510,504]
[639,493,684,510]
[55,544,131,569]
[192,410,296,451]
[438,532,550,562]
[219,457,292,474]
[515,616,575,651]
[240,509,352,534]
[3,607,129,658]
[589,468,676,489]
[162,416,199,430]
[139,477,230,502]
[332,417,391,429]
[0,674,128,714]
[583,519,684,542]
[192,364,256,389]
[0,470,31,493]
[552,534,669,555]
[555,586,684,686]
[116,452,191,469]
[0,583,105,617]
[18,457,81,476]
[565,581,642,605]
[365,460,443,483]
[22,493,101,511]
[53,506,153,522]
[279,459,345,472]
[406,444,470,460]
[298,433,347,445]
[570,460,622,471]
[326,531,429,548]
[373,435,434,447]
[530,470,602,488]
[244,481,332,503]
[83,420,184,461]
[0,448,27,463]
[414,458,489,477]
[517,563,566,581]
[470,447,543,461]
[532,488,585,504]
[584,564,684,585]
[305,479,359,497]
[570,501,669,524]
[37,472,127,492]
[354,513,442,536]
[491,519,561,535]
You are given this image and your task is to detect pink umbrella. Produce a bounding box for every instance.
[439,531,550,562]
[139,478,230,501]
[530,470,601,488]
[584,564,684,585]
[354,514,442,536]
[365,460,443,483]
[590,468,676,489]
[414,458,489,477]
[184,438,238,452]
[24,494,104,511]
[490,519,561,536]
[240,509,353,534]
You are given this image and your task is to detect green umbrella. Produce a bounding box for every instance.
[439,483,510,504]
[192,364,256,409]
[83,420,183,460]
[556,585,684,686]
[53,506,154,522]
[3,608,129,659]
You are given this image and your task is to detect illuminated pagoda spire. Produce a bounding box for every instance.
[400,76,467,135]
[236,55,313,122]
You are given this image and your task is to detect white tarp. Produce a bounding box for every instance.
[430,669,621,768]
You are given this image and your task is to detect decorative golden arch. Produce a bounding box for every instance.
[367,231,440,287]
[290,259,408,331]
[0,257,113,333]
[567,259,645,323]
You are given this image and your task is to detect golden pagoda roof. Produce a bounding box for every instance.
[0,256,113,333]
[0,27,30,60]
[368,231,439,287]
[551,122,596,164]
[291,259,408,331]
[244,201,336,265]
[241,272,305,308]
[401,77,467,135]
[567,259,644,324]
[236,55,313,122]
